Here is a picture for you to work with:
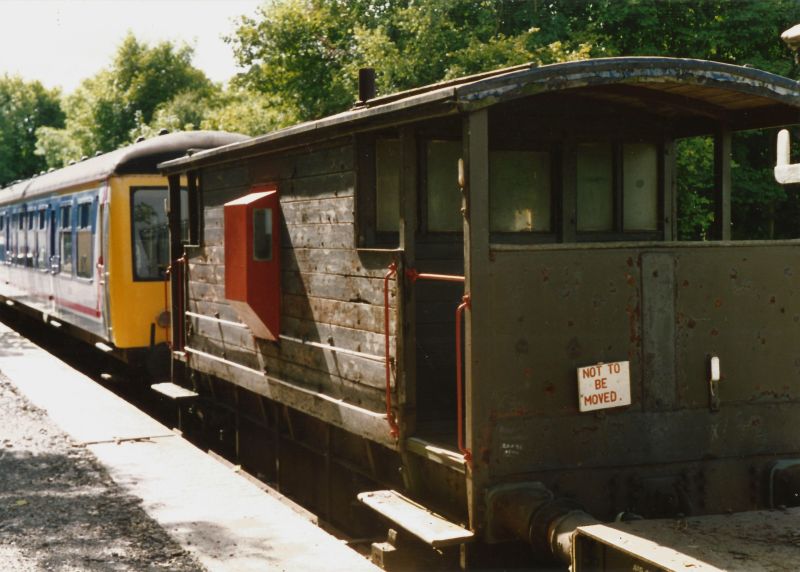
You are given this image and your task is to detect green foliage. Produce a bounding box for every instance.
[37,34,215,166]
[200,89,297,137]
[0,75,64,186]
[676,138,715,240]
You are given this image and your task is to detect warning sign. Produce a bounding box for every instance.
[577,361,631,412]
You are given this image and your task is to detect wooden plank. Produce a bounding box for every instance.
[357,490,474,548]
[187,335,387,409]
[187,313,390,388]
[249,144,354,183]
[283,247,394,279]
[185,347,396,449]
[279,171,355,200]
[283,271,395,307]
[282,294,390,335]
[280,196,354,225]
[282,316,388,357]
[284,222,354,250]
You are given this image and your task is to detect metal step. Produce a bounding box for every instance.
[150,382,198,401]
[357,490,474,548]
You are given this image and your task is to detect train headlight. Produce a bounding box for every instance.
[156,311,171,328]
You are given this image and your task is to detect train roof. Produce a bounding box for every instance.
[160,56,800,174]
[1,130,248,202]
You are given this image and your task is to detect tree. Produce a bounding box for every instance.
[37,33,215,166]
[0,76,64,186]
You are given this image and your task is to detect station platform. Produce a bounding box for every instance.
[0,322,379,572]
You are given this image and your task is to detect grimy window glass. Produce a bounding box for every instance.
[577,142,614,231]
[253,208,273,261]
[60,205,73,275]
[623,143,659,231]
[375,139,401,232]
[490,150,551,232]
[132,188,169,280]
[426,140,462,232]
[76,202,93,278]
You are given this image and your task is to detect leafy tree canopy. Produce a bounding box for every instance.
[0,76,64,186]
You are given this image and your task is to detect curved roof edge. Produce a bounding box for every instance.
[2,130,248,202]
[160,57,800,173]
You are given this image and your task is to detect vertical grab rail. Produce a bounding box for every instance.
[163,265,172,347]
[176,254,187,352]
[455,294,472,463]
[384,262,400,438]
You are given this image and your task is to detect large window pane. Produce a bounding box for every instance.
[76,202,93,278]
[490,151,551,232]
[577,143,613,231]
[60,205,72,274]
[623,143,659,231]
[427,140,462,232]
[376,139,400,232]
[132,188,169,280]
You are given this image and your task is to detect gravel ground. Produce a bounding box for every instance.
[0,373,205,572]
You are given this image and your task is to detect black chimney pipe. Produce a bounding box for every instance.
[358,68,376,104]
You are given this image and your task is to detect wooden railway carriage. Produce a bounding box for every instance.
[0,131,246,368]
[161,58,800,568]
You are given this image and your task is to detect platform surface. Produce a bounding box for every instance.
[0,323,379,572]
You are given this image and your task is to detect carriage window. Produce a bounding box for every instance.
[490,151,551,232]
[132,188,169,280]
[36,209,47,270]
[38,210,46,230]
[623,143,658,231]
[376,139,401,232]
[76,202,92,278]
[577,143,614,232]
[427,140,462,232]
[60,205,73,275]
[253,208,273,261]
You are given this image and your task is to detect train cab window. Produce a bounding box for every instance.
[131,187,170,281]
[76,202,92,278]
[60,205,73,275]
[490,150,552,233]
[623,143,659,231]
[426,140,462,232]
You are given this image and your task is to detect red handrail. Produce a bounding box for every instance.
[176,254,187,351]
[455,294,472,464]
[164,264,172,347]
[384,262,400,438]
[406,268,465,284]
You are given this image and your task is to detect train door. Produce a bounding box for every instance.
[46,206,56,313]
[97,187,111,339]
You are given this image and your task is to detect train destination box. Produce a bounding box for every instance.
[577,361,631,412]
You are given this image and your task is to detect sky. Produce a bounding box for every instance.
[0,0,263,93]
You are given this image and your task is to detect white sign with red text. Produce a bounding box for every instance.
[577,361,631,412]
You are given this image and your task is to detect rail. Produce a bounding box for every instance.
[384,263,473,462]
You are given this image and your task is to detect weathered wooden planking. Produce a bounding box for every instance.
[191,245,225,266]
[248,143,354,183]
[187,299,241,324]
[283,271,395,307]
[281,196,354,225]
[186,335,386,409]
[281,316,388,357]
[284,222,354,250]
[202,163,249,192]
[188,262,225,284]
[188,279,226,303]
[184,346,396,449]
[278,171,355,200]
[282,294,390,335]
[187,315,388,390]
[283,247,395,279]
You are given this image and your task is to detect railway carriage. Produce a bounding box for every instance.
[160,58,800,569]
[0,131,247,370]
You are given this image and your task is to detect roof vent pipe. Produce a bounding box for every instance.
[358,68,376,104]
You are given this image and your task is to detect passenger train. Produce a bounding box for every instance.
[0,131,246,372]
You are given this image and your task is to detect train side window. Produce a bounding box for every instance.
[376,139,401,233]
[426,140,462,232]
[37,209,48,270]
[490,150,552,233]
[575,141,661,238]
[577,142,614,232]
[356,134,401,248]
[76,202,92,278]
[131,187,169,281]
[60,205,73,275]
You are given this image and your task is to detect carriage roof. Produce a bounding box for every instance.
[1,130,247,203]
[160,56,800,174]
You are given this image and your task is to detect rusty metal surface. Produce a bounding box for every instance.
[575,507,800,571]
